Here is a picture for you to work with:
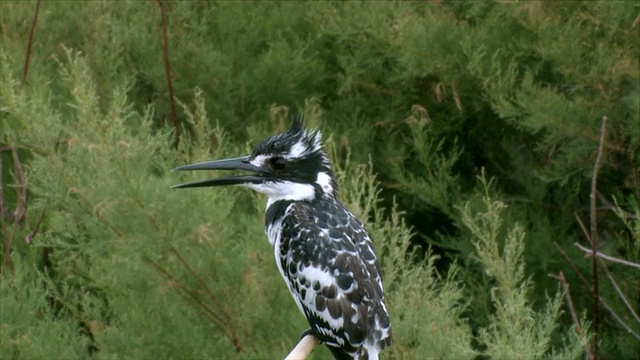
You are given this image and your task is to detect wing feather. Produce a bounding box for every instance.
[276,200,392,358]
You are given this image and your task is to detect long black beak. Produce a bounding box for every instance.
[171,156,268,189]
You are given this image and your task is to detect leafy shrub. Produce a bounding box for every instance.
[1,1,637,358]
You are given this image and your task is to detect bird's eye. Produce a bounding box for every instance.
[271,157,287,170]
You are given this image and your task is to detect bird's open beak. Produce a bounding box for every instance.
[171,156,268,189]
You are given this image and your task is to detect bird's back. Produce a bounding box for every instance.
[266,197,392,359]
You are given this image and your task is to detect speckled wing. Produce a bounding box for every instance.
[277,200,392,358]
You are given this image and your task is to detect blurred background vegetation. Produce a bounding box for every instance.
[1,1,638,359]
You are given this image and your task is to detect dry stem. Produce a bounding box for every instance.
[1,147,29,273]
[549,272,592,359]
[554,242,640,341]
[588,115,607,356]
[156,0,180,145]
[22,0,41,82]
[574,242,640,270]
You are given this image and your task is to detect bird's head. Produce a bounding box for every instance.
[172,116,336,205]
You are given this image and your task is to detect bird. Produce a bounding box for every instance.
[172,116,392,360]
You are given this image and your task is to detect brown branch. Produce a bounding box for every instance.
[157,0,180,145]
[589,115,607,356]
[549,272,592,359]
[22,0,42,82]
[574,213,591,244]
[553,242,592,296]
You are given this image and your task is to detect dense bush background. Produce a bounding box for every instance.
[1,2,638,359]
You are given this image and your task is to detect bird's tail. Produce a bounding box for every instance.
[326,344,379,360]
[327,345,354,360]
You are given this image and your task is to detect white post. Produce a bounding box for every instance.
[284,334,319,360]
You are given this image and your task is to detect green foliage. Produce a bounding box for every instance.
[1,258,89,358]
[1,1,638,359]
[459,174,587,359]
[331,153,476,359]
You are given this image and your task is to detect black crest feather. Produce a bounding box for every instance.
[290,113,304,133]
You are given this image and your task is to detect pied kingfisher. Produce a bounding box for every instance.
[172,117,392,359]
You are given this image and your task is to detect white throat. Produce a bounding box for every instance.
[244,181,316,209]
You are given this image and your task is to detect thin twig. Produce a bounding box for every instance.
[554,242,640,341]
[0,151,6,243]
[597,191,636,220]
[631,14,640,30]
[574,213,590,243]
[25,207,46,244]
[549,272,592,359]
[575,213,640,329]
[599,296,640,340]
[284,334,319,360]
[554,242,592,289]
[589,115,607,356]
[573,221,640,326]
[168,246,243,352]
[146,258,230,331]
[22,0,41,82]
[574,242,640,270]
[156,0,180,145]
[600,259,640,325]
[12,147,28,225]
[147,255,243,352]
[2,148,28,273]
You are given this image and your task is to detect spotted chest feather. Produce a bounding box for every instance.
[266,198,392,359]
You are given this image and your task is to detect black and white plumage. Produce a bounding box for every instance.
[172,117,392,359]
